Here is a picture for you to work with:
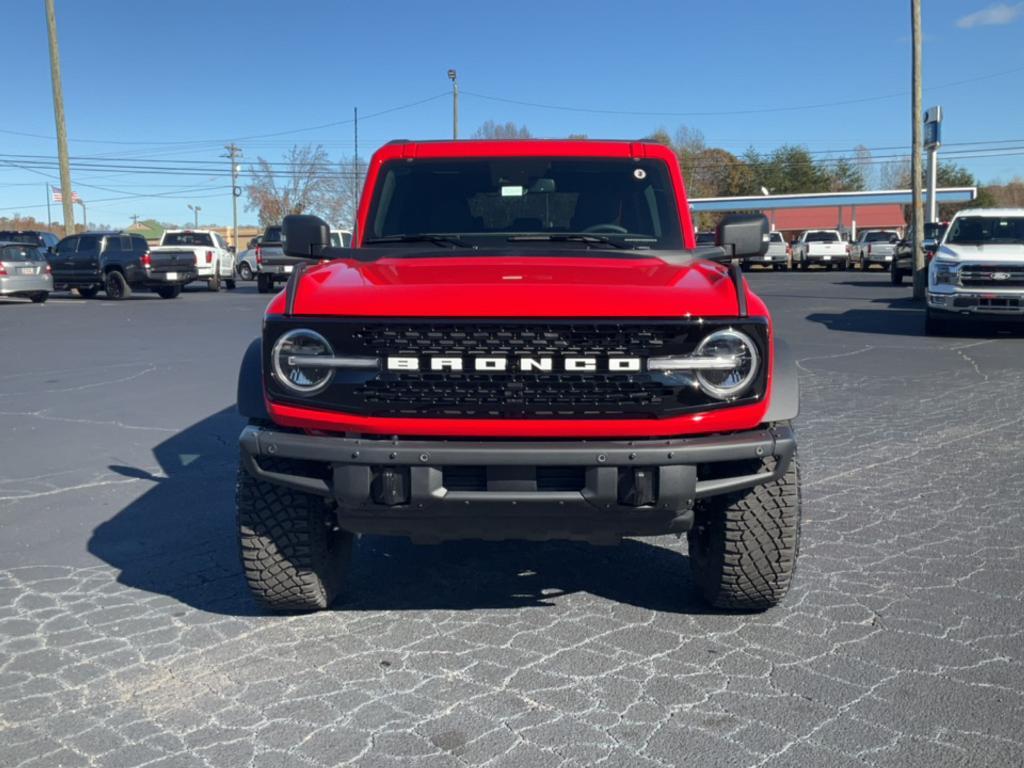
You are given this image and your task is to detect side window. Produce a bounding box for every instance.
[78,235,99,251]
[131,236,148,252]
[120,236,132,251]
[103,237,121,254]
[57,237,79,254]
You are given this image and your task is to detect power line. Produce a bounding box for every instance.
[460,64,1024,118]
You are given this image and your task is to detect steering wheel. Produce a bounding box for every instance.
[582,224,628,234]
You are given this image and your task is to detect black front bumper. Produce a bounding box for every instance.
[239,425,796,544]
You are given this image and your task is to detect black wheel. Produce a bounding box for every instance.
[925,309,956,336]
[156,285,182,299]
[238,262,254,281]
[740,261,750,273]
[890,265,903,285]
[78,286,100,299]
[688,452,801,611]
[860,258,867,271]
[226,279,236,290]
[30,292,49,304]
[799,261,808,271]
[839,260,848,272]
[104,271,131,300]
[236,460,353,612]
[209,268,221,292]
[257,274,273,294]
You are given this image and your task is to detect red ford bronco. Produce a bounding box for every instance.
[236,140,800,612]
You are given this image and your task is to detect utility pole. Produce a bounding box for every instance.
[911,0,926,300]
[130,213,139,228]
[44,0,75,236]
[353,106,360,228]
[224,143,242,251]
[448,69,458,139]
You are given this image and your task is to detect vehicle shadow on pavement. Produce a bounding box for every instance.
[88,406,711,616]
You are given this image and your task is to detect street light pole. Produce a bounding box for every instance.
[911,0,926,300]
[188,204,201,228]
[44,0,75,236]
[448,69,458,139]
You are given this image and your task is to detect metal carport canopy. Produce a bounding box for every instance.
[689,187,977,211]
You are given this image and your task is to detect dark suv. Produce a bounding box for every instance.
[0,230,60,253]
[51,232,197,299]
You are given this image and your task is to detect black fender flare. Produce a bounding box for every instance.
[237,338,269,421]
[765,337,799,423]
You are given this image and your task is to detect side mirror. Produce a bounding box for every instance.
[716,214,769,259]
[282,214,330,258]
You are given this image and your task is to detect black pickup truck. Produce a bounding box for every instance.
[51,232,197,299]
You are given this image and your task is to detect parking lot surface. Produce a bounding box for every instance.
[1,274,1022,768]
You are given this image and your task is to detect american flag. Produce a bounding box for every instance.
[52,189,81,203]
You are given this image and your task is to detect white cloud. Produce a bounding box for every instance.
[956,2,1024,28]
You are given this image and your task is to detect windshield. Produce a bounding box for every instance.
[946,216,1024,246]
[364,157,684,250]
[769,232,784,243]
[805,231,839,243]
[1,244,45,261]
[865,231,896,242]
[0,232,42,245]
[163,232,213,247]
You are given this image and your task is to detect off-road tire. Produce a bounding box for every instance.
[238,262,254,281]
[156,285,181,299]
[78,285,100,299]
[209,269,221,292]
[236,461,353,612]
[104,270,131,300]
[257,274,273,294]
[688,452,801,611]
[225,278,236,290]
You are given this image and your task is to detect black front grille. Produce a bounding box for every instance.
[264,318,768,420]
[960,264,1024,288]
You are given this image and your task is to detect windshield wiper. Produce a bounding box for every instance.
[506,234,651,250]
[363,234,473,248]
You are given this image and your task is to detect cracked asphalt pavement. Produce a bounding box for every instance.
[1,272,1022,767]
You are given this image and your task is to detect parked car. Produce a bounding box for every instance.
[742,231,789,271]
[234,139,801,613]
[0,230,60,253]
[151,230,236,291]
[50,231,196,299]
[891,222,947,285]
[849,230,900,270]
[695,231,716,246]
[0,241,53,303]
[791,230,849,270]
[926,208,1024,334]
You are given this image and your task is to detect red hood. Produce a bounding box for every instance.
[273,255,762,318]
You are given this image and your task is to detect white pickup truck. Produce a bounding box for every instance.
[792,230,849,271]
[926,208,1024,334]
[151,230,236,291]
[850,229,900,271]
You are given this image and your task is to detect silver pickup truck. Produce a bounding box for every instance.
[850,230,900,271]
[255,225,351,293]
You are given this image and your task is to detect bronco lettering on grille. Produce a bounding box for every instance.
[385,356,643,373]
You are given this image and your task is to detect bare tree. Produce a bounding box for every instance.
[245,144,336,226]
[473,121,532,139]
[321,157,365,229]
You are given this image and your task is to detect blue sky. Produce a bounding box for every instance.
[2,0,1023,228]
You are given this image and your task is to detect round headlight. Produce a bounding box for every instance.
[694,329,759,399]
[272,329,334,395]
